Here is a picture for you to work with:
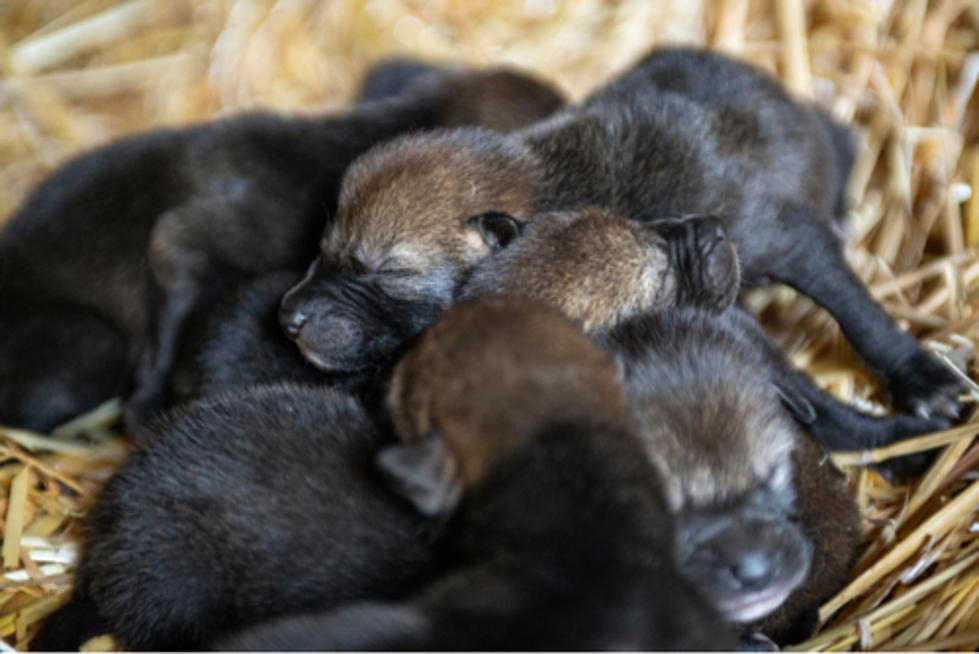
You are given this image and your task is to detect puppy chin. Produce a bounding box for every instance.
[717,585,795,623]
[293,340,370,374]
[295,341,338,371]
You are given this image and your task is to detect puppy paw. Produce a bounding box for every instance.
[886,411,951,443]
[887,349,966,420]
[873,413,950,481]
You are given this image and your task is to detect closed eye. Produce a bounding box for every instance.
[348,256,412,277]
[376,264,415,277]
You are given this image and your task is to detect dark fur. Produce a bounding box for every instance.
[221,423,733,651]
[0,61,565,432]
[283,46,962,421]
[34,385,437,651]
[600,307,861,646]
[166,272,335,406]
[722,306,948,478]
[221,298,735,650]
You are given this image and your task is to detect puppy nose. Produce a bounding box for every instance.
[731,551,775,591]
[281,309,307,339]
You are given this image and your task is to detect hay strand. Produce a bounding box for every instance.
[1,470,28,570]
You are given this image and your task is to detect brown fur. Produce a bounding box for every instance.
[754,435,861,644]
[604,307,861,646]
[327,129,543,290]
[461,207,738,332]
[455,207,858,645]
[386,296,631,489]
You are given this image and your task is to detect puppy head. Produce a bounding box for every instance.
[461,209,740,332]
[620,315,810,624]
[358,61,565,132]
[377,297,630,516]
[280,129,542,372]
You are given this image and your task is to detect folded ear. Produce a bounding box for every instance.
[376,431,462,517]
[466,212,525,250]
[774,382,817,425]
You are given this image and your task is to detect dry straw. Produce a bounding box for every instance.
[0,0,977,650]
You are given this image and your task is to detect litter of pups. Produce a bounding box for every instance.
[1,8,977,650]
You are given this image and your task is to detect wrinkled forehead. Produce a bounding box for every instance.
[328,167,465,250]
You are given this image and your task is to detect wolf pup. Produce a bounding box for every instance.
[603,308,861,646]
[0,61,564,432]
[281,46,961,421]
[220,298,734,650]
[34,384,439,651]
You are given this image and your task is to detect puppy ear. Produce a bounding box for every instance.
[774,383,817,425]
[376,430,462,516]
[467,212,525,250]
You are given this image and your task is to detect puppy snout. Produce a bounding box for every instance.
[731,550,776,592]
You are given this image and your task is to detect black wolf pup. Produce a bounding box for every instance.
[34,385,438,650]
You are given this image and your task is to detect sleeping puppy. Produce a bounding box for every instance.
[0,60,565,432]
[220,298,735,651]
[458,207,946,467]
[281,45,962,421]
[34,385,438,651]
[602,308,861,647]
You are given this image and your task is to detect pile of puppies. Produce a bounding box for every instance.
[0,47,963,650]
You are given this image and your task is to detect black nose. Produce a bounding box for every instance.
[731,551,775,591]
[281,309,307,339]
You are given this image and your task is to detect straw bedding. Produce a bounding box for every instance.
[0,0,977,649]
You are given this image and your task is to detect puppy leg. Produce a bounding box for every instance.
[127,210,214,425]
[728,308,947,467]
[766,211,963,419]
